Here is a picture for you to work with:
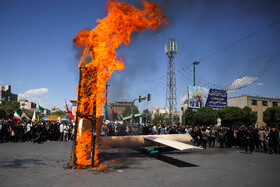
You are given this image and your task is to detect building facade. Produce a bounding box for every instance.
[0,85,18,105]
[228,95,280,127]
[19,99,36,110]
[150,106,169,118]
[179,103,188,123]
[111,102,133,116]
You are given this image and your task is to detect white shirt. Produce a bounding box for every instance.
[27,123,32,132]
[60,124,64,132]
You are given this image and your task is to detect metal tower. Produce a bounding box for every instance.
[165,37,177,125]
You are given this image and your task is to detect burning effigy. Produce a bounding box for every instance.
[69,0,167,170]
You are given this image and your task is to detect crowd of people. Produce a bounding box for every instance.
[188,125,280,154]
[0,118,74,143]
[102,122,280,154]
[1,118,280,155]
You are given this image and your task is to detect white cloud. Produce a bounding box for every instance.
[257,82,264,86]
[19,88,49,105]
[226,76,258,92]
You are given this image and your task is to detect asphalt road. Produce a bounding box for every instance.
[0,141,280,187]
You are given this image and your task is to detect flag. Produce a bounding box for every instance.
[37,114,40,122]
[39,104,45,113]
[21,112,30,121]
[32,111,36,122]
[13,111,21,121]
[65,99,75,120]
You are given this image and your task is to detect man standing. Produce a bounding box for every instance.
[59,123,64,141]
[63,123,69,141]
[152,123,158,135]
[258,127,266,152]
[26,121,32,142]
[209,127,217,147]
[268,127,278,154]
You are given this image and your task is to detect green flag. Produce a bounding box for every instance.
[39,105,45,113]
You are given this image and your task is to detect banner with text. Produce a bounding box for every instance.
[205,89,227,109]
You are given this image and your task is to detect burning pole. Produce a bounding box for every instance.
[69,67,82,167]
[70,0,167,169]
[90,69,97,167]
[70,48,97,167]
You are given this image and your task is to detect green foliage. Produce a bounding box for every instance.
[173,115,180,125]
[122,106,139,117]
[142,108,152,123]
[0,105,6,119]
[218,106,243,126]
[3,101,21,119]
[242,106,257,126]
[51,111,67,115]
[152,113,166,124]
[194,107,217,126]
[263,106,280,126]
[182,108,195,126]
[166,115,180,125]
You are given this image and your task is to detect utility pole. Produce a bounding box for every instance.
[165,37,177,125]
[131,94,151,125]
[105,81,110,120]
[193,61,200,86]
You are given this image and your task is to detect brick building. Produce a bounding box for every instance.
[228,95,280,127]
[111,102,133,116]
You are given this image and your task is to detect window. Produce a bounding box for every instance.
[262,101,268,106]
[252,100,257,106]
[273,102,278,107]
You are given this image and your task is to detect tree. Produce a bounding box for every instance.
[218,106,243,127]
[0,105,6,119]
[152,113,166,124]
[4,101,21,119]
[242,106,257,127]
[193,107,217,127]
[142,108,152,123]
[182,108,195,126]
[263,106,280,126]
[51,111,67,115]
[122,105,139,117]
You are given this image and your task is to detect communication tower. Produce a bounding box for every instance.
[165,37,177,125]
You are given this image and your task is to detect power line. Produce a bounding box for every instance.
[198,18,280,62]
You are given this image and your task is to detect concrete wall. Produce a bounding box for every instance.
[228,96,248,109]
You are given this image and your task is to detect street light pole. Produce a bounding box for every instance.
[193,61,200,86]
[131,94,151,125]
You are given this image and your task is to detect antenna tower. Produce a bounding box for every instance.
[165,37,177,125]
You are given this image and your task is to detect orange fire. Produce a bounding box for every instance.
[73,0,167,168]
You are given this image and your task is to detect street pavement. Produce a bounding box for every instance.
[0,141,280,187]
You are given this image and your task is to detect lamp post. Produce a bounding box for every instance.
[193,61,200,86]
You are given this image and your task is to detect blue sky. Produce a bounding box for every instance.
[0,0,280,112]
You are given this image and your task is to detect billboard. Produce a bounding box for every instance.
[188,86,209,108]
[205,89,227,109]
[188,86,227,109]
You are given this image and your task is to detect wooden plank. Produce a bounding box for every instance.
[144,136,201,151]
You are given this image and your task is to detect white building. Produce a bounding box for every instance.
[19,99,36,110]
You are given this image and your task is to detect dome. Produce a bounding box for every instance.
[193,91,202,97]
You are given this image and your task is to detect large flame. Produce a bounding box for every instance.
[74,0,167,168]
